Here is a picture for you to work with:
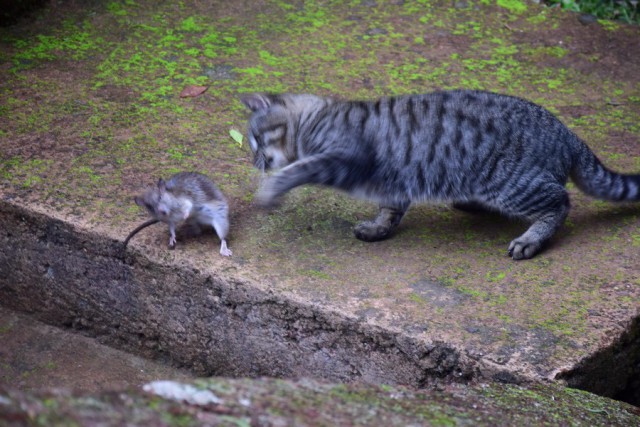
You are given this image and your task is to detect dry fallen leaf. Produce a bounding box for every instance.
[179,85,208,98]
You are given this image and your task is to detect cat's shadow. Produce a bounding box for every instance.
[453,201,638,228]
[395,202,639,256]
[570,203,640,224]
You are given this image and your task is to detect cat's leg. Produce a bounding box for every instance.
[505,185,570,260]
[255,153,361,207]
[353,201,410,242]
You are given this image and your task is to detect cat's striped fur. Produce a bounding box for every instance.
[241,90,640,259]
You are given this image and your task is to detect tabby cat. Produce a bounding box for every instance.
[241,90,640,260]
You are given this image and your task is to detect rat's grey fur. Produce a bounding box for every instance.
[133,172,232,256]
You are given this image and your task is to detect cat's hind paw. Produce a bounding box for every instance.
[354,221,393,242]
[507,238,542,260]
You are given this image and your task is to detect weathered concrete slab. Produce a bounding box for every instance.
[2,377,640,426]
[1,202,476,387]
[0,0,639,403]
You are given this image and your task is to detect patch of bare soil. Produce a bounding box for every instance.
[0,306,192,393]
[513,12,640,82]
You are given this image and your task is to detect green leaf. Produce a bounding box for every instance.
[229,129,243,146]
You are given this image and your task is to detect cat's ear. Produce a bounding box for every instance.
[240,93,272,112]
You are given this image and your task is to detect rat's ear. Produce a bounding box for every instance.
[240,93,272,112]
[134,196,143,206]
[157,178,166,191]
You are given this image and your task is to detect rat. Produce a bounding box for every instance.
[125,172,232,256]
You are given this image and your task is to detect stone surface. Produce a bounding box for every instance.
[2,377,640,426]
[0,0,639,407]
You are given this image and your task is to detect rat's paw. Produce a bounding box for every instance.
[507,238,541,260]
[219,241,232,257]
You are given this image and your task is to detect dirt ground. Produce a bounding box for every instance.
[0,306,193,392]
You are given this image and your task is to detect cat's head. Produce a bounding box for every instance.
[240,93,328,171]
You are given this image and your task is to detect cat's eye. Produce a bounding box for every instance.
[249,133,260,152]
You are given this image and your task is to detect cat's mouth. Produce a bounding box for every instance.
[254,151,283,171]
[253,152,268,171]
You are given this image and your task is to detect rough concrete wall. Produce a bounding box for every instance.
[0,201,476,386]
[557,316,640,404]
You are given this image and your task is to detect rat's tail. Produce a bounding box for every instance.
[123,219,160,249]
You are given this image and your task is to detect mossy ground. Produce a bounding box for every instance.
[1,377,639,426]
[1,0,639,385]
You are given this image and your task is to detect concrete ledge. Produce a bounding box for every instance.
[0,201,482,386]
[2,377,640,426]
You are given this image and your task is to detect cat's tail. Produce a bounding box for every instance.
[570,138,640,202]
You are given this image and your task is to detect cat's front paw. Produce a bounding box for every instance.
[255,192,282,208]
[354,221,392,242]
[255,181,283,208]
[507,238,542,260]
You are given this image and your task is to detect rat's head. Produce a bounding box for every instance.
[240,93,328,172]
[134,179,179,222]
